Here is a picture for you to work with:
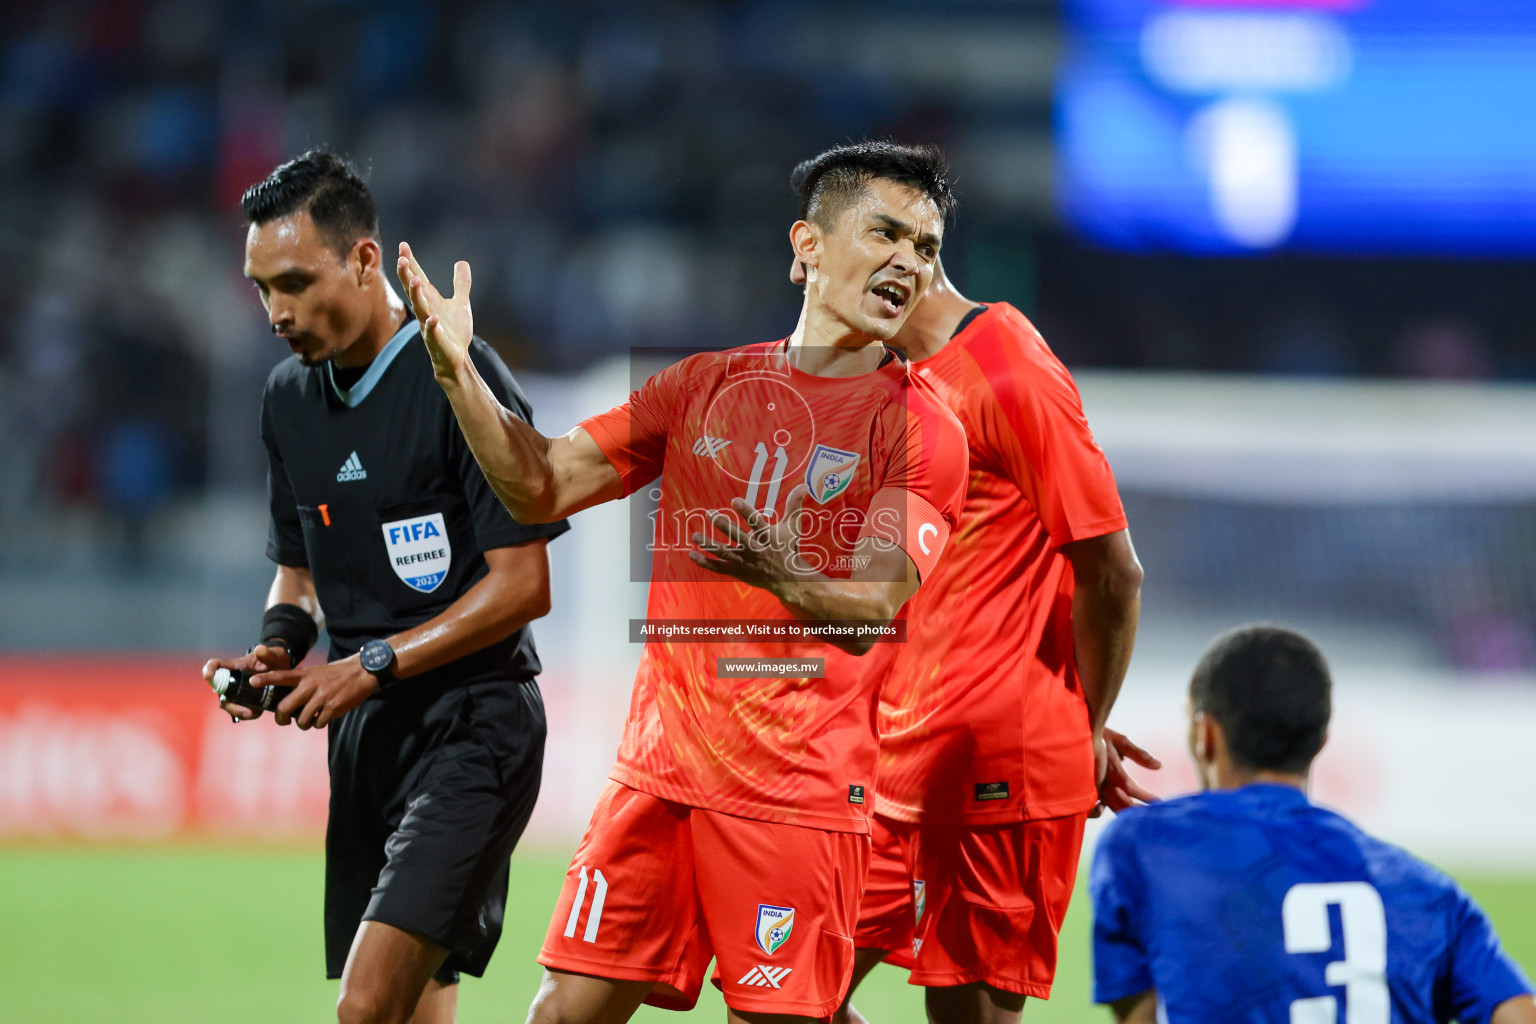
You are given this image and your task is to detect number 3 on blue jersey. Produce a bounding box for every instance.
[1282,882,1389,1024]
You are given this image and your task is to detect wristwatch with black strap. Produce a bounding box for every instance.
[358,639,397,688]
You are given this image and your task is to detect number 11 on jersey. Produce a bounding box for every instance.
[745,442,788,517]
[563,865,609,944]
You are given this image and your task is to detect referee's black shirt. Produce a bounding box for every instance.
[261,319,568,685]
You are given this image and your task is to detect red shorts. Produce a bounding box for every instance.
[853,811,1087,997]
[539,781,870,1019]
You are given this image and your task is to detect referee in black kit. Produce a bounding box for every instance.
[200,150,568,1024]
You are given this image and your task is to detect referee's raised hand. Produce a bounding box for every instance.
[397,241,474,380]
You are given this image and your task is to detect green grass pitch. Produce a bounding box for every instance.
[2,847,1532,1023]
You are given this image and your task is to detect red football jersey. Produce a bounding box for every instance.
[581,341,968,832]
[874,304,1128,825]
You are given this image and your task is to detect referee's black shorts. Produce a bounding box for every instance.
[323,673,545,983]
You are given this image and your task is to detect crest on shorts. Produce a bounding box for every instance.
[913,879,927,925]
[805,444,860,504]
[755,904,795,956]
[381,512,452,593]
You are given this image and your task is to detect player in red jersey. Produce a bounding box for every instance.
[783,163,1155,1017]
[841,254,1156,1024]
[397,141,969,1024]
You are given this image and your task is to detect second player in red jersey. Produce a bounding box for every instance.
[876,298,1133,828]
[849,265,1154,1024]
[398,142,968,1024]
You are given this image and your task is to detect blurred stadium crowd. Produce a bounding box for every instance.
[1,0,1532,670]
[0,0,1053,551]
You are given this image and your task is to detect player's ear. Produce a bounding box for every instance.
[789,219,821,279]
[1204,714,1230,768]
[1189,710,1214,763]
[352,237,382,285]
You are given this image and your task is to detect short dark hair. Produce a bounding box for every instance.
[790,141,956,231]
[1189,625,1332,775]
[241,149,379,257]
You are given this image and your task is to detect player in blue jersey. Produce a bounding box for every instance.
[1091,625,1536,1024]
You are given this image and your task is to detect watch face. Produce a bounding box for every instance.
[360,641,393,674]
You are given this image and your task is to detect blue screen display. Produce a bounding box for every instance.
[1057,1,1536,254]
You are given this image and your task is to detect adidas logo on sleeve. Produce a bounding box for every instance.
[336,451,367,482]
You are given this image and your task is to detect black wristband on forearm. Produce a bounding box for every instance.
[259,603,319,666]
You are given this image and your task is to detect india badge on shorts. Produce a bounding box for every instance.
[913,879,926,925]
[805,444,860,504]
[755,904,795,956]
[382,512,452,593]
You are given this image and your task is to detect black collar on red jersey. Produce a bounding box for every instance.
[951,304,991,339]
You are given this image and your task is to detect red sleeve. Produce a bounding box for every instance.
[579,358,686,497]
[858,382,969,580]
[972,317,1126,547]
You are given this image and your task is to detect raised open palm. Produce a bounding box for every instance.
[397,241,475,377]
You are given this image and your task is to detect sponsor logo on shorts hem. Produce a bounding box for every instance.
[738,964,793,988]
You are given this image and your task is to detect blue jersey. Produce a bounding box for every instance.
[1091,784,1532,1024]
